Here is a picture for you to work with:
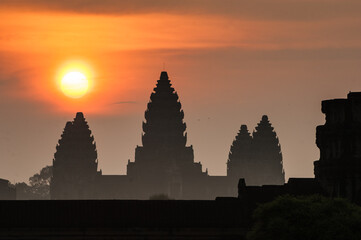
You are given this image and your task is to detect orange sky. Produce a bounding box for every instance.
[1,9,360,114]
[0,1,361,182]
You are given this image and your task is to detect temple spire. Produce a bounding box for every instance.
[252,115,285,185]
[160,71,169,80]
[142,71,186,149]
[50,112,99,199]
[127,71,205,199]
[227,125,253,183]
[227,116,285,186]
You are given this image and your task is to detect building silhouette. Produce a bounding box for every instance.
[51,113,101,199]
[227,117,285,186]
[314,92,361,204]
[50,71,286,199]
[236,91,361,206]
[127,71,207,199]
[0,178,15,200]
[6,92,361,239]
[227,125,253,183]
[252,115,285,185]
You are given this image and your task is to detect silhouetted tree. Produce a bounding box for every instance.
[247,195,361,240]
[149,193,173,200]
[28,165,52,199]
[15,165,52,200]
[14,182,31,200]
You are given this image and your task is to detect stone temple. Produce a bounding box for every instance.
[50,71,286,199]
[127,71,208,199]
[51,113,100,199]
[227,117,285,186]
[4,91,361,239]
[314,92,361,203]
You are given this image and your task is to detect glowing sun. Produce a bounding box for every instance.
[61,71,89,98]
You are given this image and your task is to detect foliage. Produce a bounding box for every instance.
[149,193,173,200]
[29,165,52,187]
[28,165,52,199]
[15,182,32,200]
[16,165,52,200]
[247,195,361,240]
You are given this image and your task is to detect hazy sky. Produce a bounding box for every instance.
[0,0,361,182]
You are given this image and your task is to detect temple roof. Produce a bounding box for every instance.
[53,112,98,173]
[160,71,169,80]
[142,71,187,148]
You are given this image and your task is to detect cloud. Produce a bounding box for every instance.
[0,76,19,89]
[0,55,32,96]
[1,0,361,21]
[112,101,138,105]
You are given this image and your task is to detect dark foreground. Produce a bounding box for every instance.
[0,199,248,239]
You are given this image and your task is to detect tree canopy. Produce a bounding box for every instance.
[16,165,52,200]
[149,193,173,200]
[248,195,361,240]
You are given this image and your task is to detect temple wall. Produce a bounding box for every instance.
[0,179,15,200]
[0,199,248,239]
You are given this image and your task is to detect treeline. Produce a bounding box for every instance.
[13,165,52,200]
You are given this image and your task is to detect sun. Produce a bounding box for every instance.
[57,60,94,99]
[61,71,89,98]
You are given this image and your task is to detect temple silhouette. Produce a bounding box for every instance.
[1,82,361,239]
[315,92,361,203]
[0,178,15,200]
[50,71,285,199]
[51,113,100,199]
[227,117,285,186]
[236,91,361,205]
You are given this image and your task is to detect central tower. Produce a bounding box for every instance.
[127,71,205,199]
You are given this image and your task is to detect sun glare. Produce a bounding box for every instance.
[61,72,88,98]
[57,60,94,99]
